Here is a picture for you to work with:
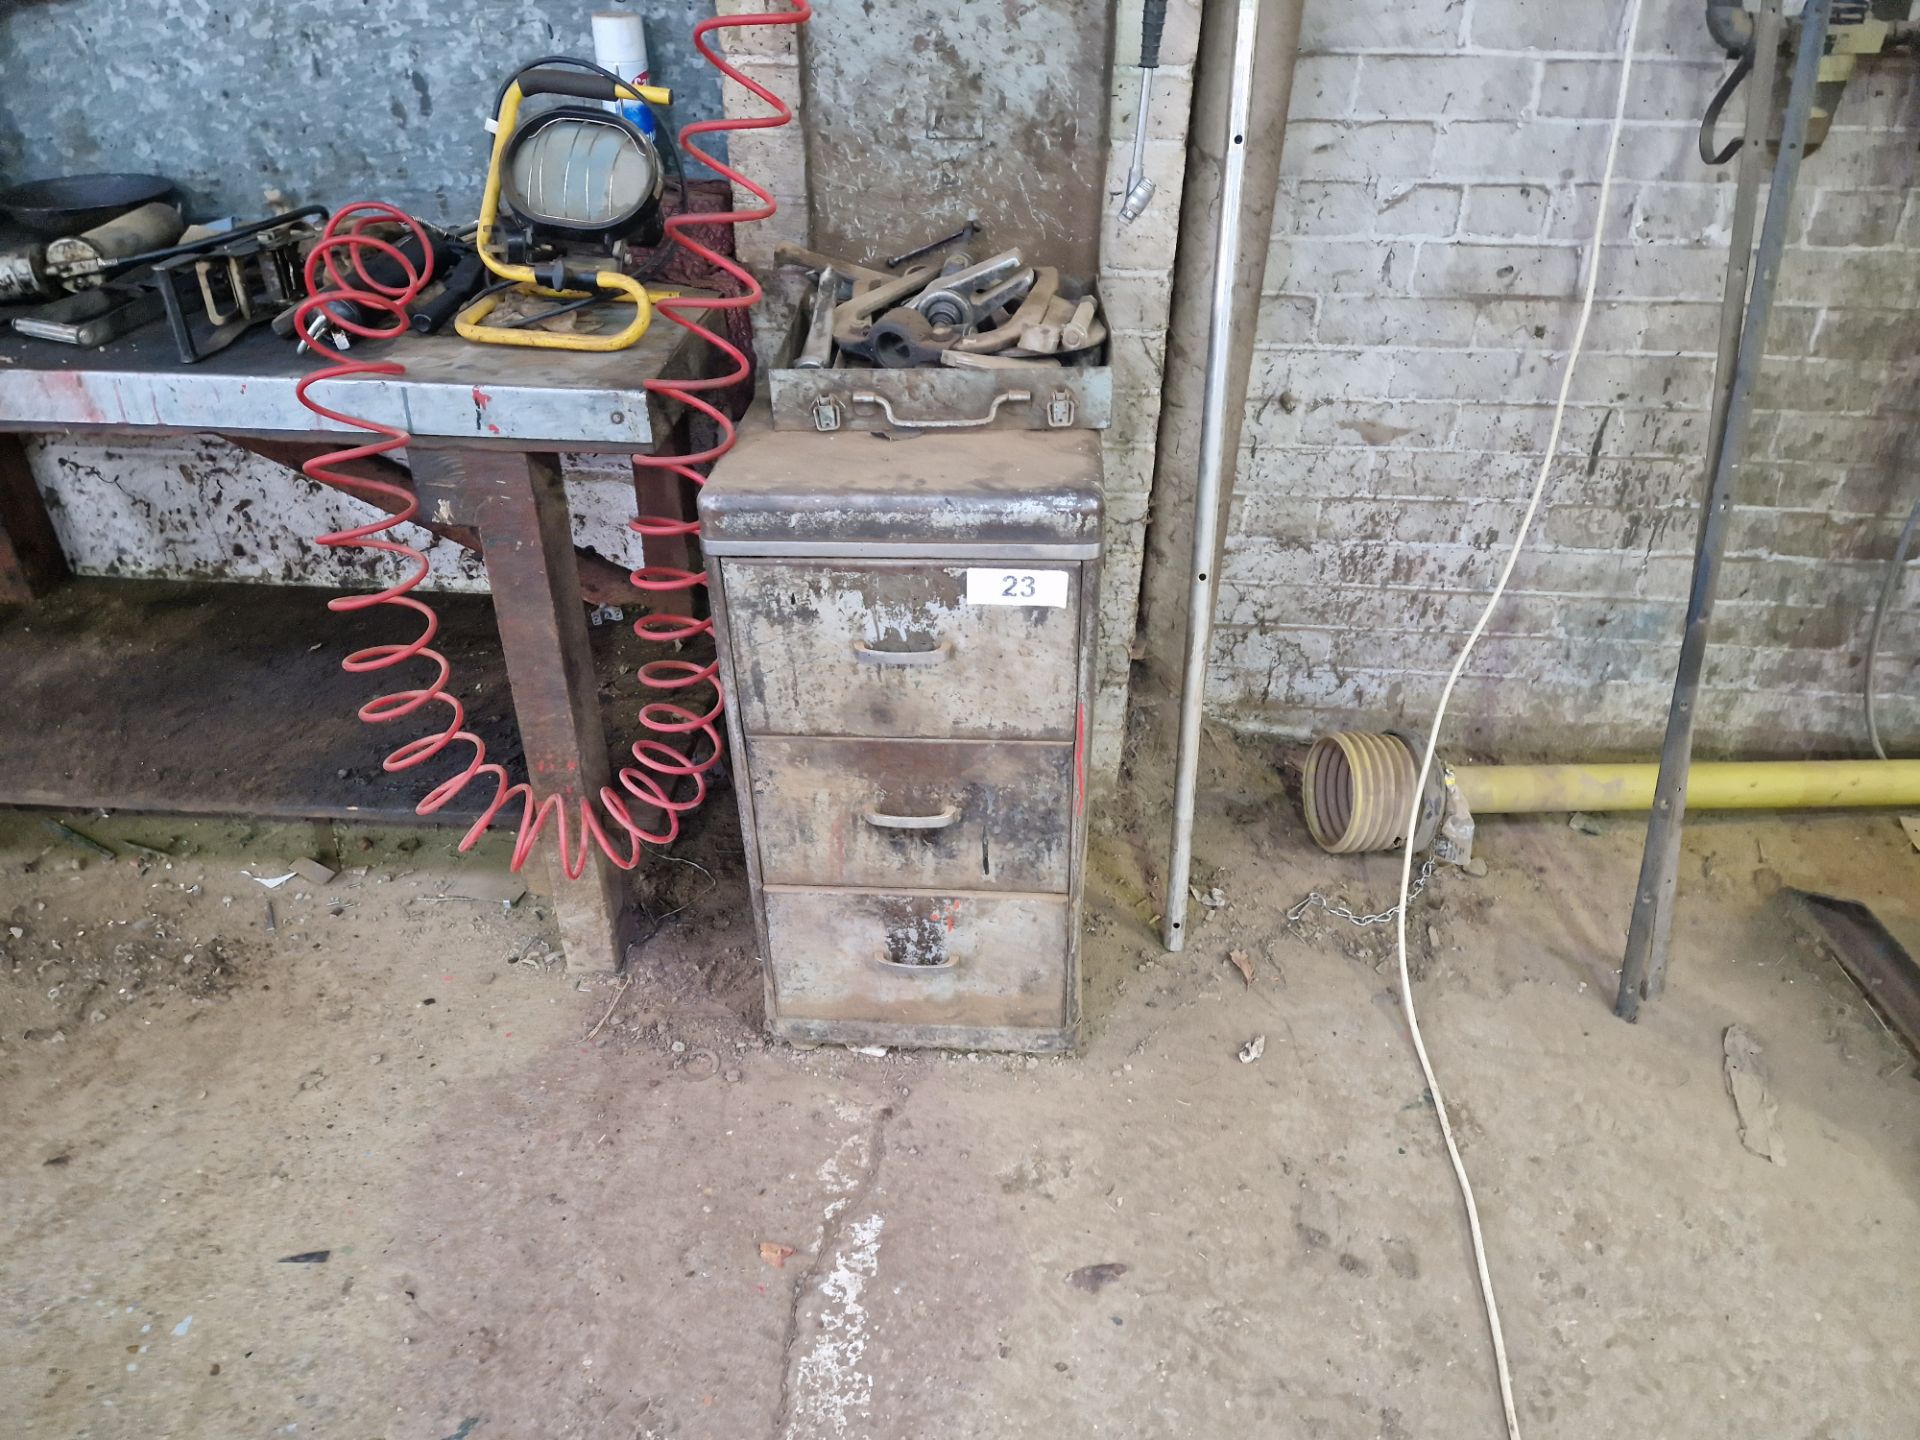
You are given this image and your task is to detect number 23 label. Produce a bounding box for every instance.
[965,568,1069,608]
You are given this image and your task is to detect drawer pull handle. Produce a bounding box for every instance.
[863,804,961,831]
[851,638,953,667]
[872,955,961,974]
[850,389,1030,430]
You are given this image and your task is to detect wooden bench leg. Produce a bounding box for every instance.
[462,448,637,976]
[0,435,69,604]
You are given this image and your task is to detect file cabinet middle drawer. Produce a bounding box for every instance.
[746,736,1074,893]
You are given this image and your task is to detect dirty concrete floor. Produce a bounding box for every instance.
[4,739,1919,1440]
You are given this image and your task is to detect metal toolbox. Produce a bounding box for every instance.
[766,272,1113,435]
[701,414,1102,1053]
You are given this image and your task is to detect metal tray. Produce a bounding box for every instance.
[765,275,1112,434]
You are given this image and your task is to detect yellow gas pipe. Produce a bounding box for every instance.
[1451,758,1920,815]
[1301,730,1920,854]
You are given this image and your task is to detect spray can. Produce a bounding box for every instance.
[592,10,657,137]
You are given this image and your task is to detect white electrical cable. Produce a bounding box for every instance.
[1391,1,1645,1435]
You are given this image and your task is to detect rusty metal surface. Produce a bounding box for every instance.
[0,319,696,450]
[21,432,656,594]
[465,449,640,975]
[703,427,1102,1052]
[801,0,1111,286]
[766,280,1111,435]
[762,887,1071,1034]
[701,413,1103,554]
[768,1010,1077,1055]
[0,433,68,603]
[722,559,1083,740]
[1781,887,1920,1059]
[747,736,1072,892]
[770,362,1112,434]
[0,577,521,822]
[702,539,778,1035]
[339,442,639,609]
[240,438,488,554]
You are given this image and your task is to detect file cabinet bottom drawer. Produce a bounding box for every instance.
[763,888,1076,1053]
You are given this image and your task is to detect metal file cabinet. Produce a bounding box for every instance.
[699,419,1102,1053]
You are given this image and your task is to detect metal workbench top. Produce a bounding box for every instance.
[0,306,710,450]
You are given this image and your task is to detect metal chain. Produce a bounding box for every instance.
[1287,857,1437,928]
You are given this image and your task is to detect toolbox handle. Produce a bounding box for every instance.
[849,388,1031,429]
[862,804,961,831]
[851,638,954,667]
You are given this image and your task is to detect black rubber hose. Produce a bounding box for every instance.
[649,99,687,208]
[1700,47,1754,165]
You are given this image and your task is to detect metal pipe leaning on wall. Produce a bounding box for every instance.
[1300,730,1920,855]
[1158,0,1308,952]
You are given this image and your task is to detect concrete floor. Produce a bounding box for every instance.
[3,739,1919,1439]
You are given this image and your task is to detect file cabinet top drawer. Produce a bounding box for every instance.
[698,419,1102,560]
[722,560,1083,740]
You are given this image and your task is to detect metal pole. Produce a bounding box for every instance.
[1701,0,1783,487]
[1163,0,1260,952]
[1626,0,1779,976]
[1617,0,1831,1019]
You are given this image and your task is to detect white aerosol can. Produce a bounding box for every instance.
[592,10,657,137]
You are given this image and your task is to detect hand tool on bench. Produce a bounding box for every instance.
[905,249,1032,330]
[831,263,937,359]
[866,306,964,368]
[1061,297,1099,350]
[949,265,1058,354]
[795,263,840,368]
[940,349,1062,371]
[885,218,978,269]
[773,242,892,288]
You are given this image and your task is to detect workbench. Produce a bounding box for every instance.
[0,316,721,974]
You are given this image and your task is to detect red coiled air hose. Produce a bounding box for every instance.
[626,0,814,822]
[293,0,810,877]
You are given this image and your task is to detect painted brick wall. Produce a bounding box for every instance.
[715,0,809,273]
[1216,0,1920,759]
[1093,0,1203,775]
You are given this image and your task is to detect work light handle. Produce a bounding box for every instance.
[519,68,671,107]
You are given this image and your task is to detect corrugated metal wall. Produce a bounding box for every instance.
[0,1,725,225]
